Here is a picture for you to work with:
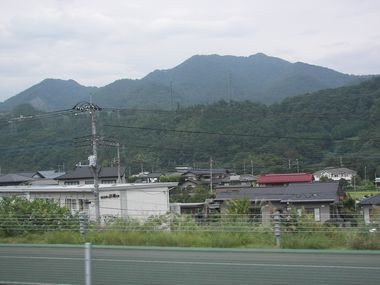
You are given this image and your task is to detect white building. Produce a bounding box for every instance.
[0,182,176,221]
[375,177,380,188]
[313,167,357,183]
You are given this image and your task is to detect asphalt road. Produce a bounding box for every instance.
[0,244,379,285]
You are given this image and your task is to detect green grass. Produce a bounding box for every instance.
[1,229,379,250]
[347,191,380,200]
[86,231,275,248]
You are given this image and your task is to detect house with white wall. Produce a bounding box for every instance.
[313,167,357,183]
[0,182,176,221]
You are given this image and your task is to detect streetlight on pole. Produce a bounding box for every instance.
[73,101,102,225]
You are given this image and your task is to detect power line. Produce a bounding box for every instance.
[104,124,333,141]
[103,106,367,119]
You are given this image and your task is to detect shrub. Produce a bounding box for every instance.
[0,196,77,236]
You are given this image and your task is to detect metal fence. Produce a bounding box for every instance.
[1,212,379,239]
[1,212,380,284]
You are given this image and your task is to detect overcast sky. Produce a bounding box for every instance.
[1,0,379,101]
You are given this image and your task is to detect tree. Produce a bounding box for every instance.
[225,198,251,215]
[189,185,213,203]
[320,176,333,182]
[225,198,252,224]
[169,185,213,203]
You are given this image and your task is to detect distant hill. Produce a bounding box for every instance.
[0,79,97,111]
[143,53,371,104]
[0,53,373,111]
[1,76,380,175]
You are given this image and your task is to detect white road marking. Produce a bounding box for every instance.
[1,255,379,270]
[0,281,71,285]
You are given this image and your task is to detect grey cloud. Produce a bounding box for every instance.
[317,45,380,75]
[0,0,380,101]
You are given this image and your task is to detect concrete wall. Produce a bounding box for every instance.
[0,183,174,222]
[124,187,169,220]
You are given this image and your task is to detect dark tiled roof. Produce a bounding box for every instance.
[56,166,126,180]
[0,174,33,184]
[147,172,164,178]
[14,172,41,178]
[38,170,66,179]
[215,182,340,203]
[100,167,126,178]
[360,194,380,205]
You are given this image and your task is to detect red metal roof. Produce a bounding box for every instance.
[258,173,314,184]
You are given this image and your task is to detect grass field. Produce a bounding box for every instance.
[1,229,380,250]
[346,191,380,200]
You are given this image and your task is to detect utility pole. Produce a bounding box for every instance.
[116,142,121,183]
[73,102,102,225]
[210,157,213,193]
[251,160,254,176]
[296,159,299,173]
[170,81,174,111]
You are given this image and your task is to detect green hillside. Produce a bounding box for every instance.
[0,77,379,177]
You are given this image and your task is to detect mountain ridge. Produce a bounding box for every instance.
[0,53,374,111]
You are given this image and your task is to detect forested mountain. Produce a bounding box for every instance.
[0,77,379,178]
[0,53,372,112]
[0,79,97,111]
[143,53,369,104]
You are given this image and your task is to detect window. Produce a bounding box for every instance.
[314,208,321,222]
[64,181,79,185]
[65,198,77,211]
[34,198,55,203]
[101,179,117,184]
[304,208,314,215]
[85,180,93,185]
[79,199,89,211]
[304,208,321,222]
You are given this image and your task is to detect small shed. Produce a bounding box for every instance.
[360,194,380,225]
